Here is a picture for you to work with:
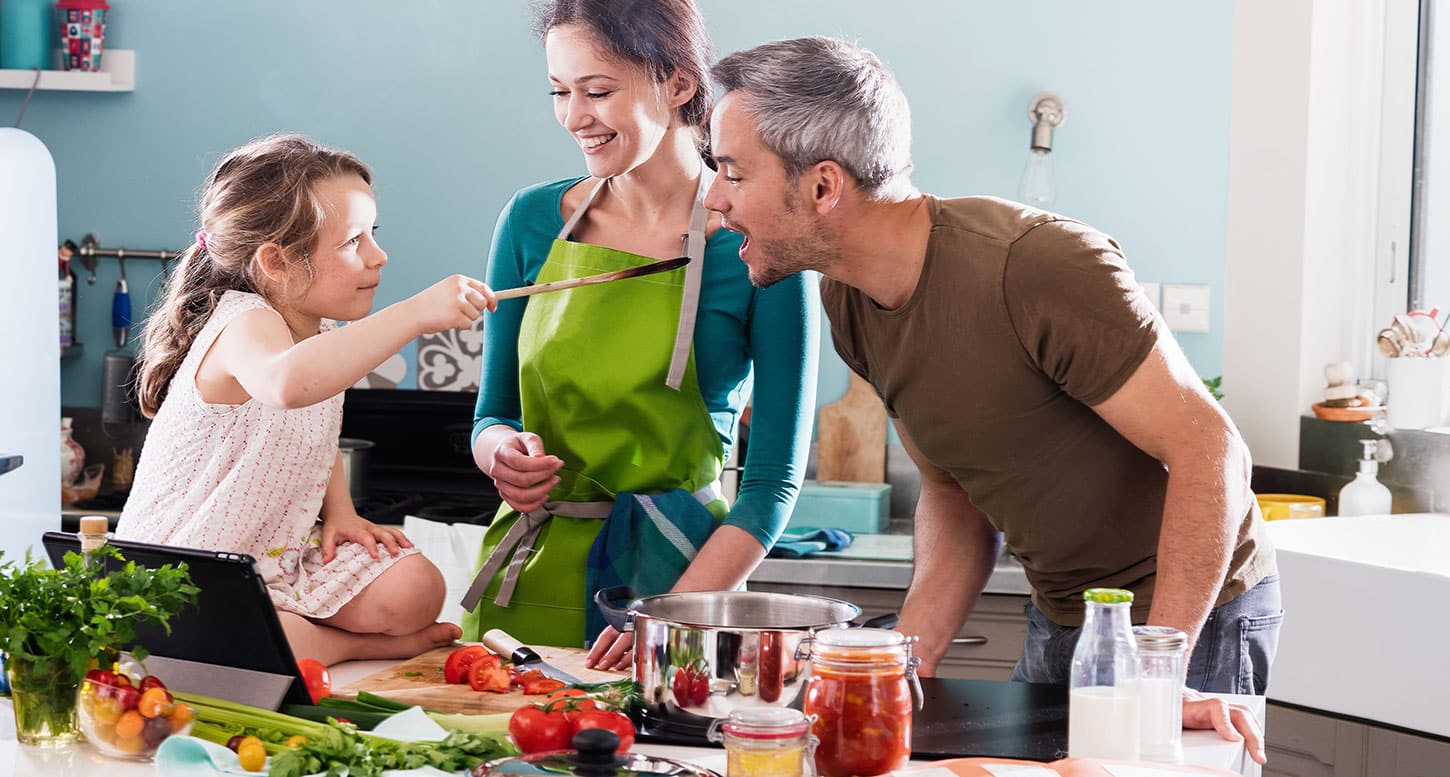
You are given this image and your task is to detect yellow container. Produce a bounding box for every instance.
[1255,493,1326,521]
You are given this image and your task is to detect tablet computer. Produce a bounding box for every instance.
[42,531,312,709]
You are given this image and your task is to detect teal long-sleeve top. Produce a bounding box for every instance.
[473,177,820,550]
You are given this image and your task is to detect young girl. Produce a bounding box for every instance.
[117,134,497,665]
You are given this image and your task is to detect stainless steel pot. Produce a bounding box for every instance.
[595,586,895,733]
[338,437,374,503]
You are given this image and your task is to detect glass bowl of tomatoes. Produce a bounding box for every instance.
[77,670,194,760]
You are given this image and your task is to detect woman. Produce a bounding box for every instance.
[461,0,819,667]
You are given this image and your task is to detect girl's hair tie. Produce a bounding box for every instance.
[195,230,207,250]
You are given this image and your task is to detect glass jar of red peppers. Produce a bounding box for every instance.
[801,628,921,777]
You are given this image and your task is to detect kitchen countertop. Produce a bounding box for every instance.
[0,660,1262,776]
[750,522,1032,595]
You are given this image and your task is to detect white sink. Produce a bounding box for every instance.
[1266,513,1450,737]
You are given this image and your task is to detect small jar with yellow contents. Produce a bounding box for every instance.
[711,707,816,777]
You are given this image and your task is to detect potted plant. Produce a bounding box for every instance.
[0,545,197,746]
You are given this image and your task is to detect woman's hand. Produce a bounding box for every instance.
[487,431,564,513]
[406,274,497,335]
[1181,687,1266,764]
[585,625,634,670]
[320,512,412,564]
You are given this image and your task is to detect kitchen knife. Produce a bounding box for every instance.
[481,628,583,685]
[495,256,688,300]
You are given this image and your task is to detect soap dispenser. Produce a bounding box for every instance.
[1337,439,1393,516]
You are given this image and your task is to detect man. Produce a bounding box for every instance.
[703,37,1277,763]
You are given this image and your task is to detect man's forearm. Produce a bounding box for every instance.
[898,484,1000,675]
[1147,443,1249,650]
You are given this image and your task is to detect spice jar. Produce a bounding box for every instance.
[1133,625,1188,764]
[711,708,815,777]
[801,628,920,777]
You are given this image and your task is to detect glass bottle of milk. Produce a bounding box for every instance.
[1069,588,1141,761]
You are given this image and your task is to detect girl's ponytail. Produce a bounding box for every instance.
[135,242,221,417]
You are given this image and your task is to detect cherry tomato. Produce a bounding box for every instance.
[296,658,331,704]
[138,675,167,692]
[443,645,495,685]
[671,667,692,708]
[113,684,141,712]
[573,709,636,752]
[86,669,118,699]
[509,704,573,754]
[690,670,709,706]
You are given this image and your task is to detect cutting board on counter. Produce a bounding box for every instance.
[334,645,625,715]
[816,371,887,483]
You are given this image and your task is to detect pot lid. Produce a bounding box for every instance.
[475,729,719,777]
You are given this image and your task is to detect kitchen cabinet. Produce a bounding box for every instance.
[1264,702,1450,777]
[748,581,1030,681]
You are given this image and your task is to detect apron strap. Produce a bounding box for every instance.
[459,499,613,611]
[665,170,714,390]
[556,178,610,241]
[461,482,722,611]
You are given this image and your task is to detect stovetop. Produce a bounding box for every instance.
[354,488,503,525]
[341,388,503,526]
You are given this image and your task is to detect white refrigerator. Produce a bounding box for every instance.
[0,128,60,564]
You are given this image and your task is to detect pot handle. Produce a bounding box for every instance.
[855,612,899,630]
[593,585,639,632]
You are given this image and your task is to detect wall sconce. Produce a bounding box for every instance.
[1019,92,1066,207]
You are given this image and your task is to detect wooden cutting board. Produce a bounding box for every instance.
[815,371,887,483]
[334,645,626,715]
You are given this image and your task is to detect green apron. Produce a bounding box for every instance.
[460,172,725,648]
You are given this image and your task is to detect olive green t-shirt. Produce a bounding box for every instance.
[822,195,1271,626]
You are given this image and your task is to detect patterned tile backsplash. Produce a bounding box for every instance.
[415,317,485,392]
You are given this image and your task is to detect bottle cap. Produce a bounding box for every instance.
[79,515,110,535]
[1132,625,1187,651]
[1082,588,1134,604]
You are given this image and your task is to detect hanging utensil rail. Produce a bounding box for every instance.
[67,233,184,284]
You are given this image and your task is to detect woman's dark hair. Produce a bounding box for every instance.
[534,0,715,149]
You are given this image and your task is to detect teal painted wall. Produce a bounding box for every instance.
[0,0,1230,412]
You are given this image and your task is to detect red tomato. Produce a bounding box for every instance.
[86,669,118,699]
[443,645,495,685]
[690,670,709,706]
[138,675,167,692]
[670,667,692,707]
[509,705,574,754]
[573,709,635,752]
[113,684,141,712]
[518,669,566,696]
[545,688,597,725]
[296,658,331,704]
[469,660,512,693]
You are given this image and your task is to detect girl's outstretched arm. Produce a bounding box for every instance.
[210,275,495,409]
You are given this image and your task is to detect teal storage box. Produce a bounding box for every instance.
[785,480,891,533]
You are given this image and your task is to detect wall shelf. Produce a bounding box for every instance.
[0,50,134,92]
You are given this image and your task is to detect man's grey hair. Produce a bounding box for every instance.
[712,37,912,196]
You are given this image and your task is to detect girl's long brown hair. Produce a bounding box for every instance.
[135,134,371,417]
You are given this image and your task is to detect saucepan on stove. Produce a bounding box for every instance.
[594,586,897,735]
[338,437,374,503]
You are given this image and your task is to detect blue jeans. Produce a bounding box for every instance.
[1009,573,1283,694]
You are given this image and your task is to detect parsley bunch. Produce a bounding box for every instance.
[0,544,198,734]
